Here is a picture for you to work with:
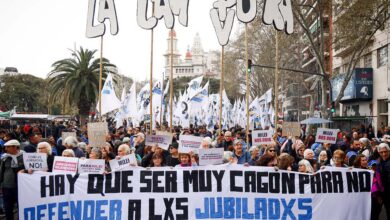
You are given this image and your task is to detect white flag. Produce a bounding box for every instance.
[97,73,121,115]
[187,75,203,99]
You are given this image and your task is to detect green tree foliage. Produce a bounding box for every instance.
[48,47,116,116]
[0,74,47,112]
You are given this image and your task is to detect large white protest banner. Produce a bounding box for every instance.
[316,128,339,144]
[23,153,47,171]
[52,156,78,174]
[252,130,274,145]
[109,154,137,171]
[78,159,105,174]
[19,166,372,220]
[198,148,224,166]
[88,122,108,148]
[145,134,173,150]
[178,135,203,153]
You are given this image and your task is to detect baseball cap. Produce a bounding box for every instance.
[169,142,179,149]
[4,139,20,147]
[123,137,130,143]
[368,160,378,167]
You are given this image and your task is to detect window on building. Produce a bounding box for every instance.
[364,53,372,68]
[377,46,388,68]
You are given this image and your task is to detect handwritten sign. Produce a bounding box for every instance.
[145,134,173,151]
[178,135,203,153]
[23,153,48,171]
[78,159,105,174]
[198,148,224,166]
[88,122,108,148]
[52,156,79,174]
[282,122,301,137]
[315,128,338,144]
[109,154,137,171]
[252,130,274,145]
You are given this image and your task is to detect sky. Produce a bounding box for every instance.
[0,0,239,82]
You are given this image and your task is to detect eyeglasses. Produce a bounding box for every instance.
[269,149,275,152]
[379,151,389,154]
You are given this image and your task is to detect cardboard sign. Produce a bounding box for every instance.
[78,159,105,174]
[178,135,204,153]
[61,132,77,142]
[88,122,108,148]
[198,148,224,166]
[23,153,48,171]
[282,122,301,137]
[109,154,137,171]
[315,128,339,144]
[252,130,274,145]
[52,156,79,174]
[145,134,173,151]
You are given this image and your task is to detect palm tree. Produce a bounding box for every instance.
[48,47,116,118]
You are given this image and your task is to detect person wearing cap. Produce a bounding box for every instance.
[134,132,146,158]
[0,140,25,220]
[23,129,42,153]
[378,143,390,219]
[232,139,250,165]
[165,142,180,167]
[123,137,131,147]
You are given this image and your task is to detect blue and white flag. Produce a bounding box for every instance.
[97,73,121,115]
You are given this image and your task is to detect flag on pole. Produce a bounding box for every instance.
[97,73,121,115]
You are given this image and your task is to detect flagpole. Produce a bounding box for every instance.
[160,72,164,127]
[149,2,155,135]
[245,24,250,145]
[99,35,104,121]
[169,28,174,132]
[274,31,279,133]
[219,46,224,136]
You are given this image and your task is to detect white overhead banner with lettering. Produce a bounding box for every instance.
[19,166,372,220]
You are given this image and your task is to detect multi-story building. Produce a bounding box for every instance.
[163,30,219,79]
[332,20,389,132]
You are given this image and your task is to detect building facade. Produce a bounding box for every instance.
[163,30,219,79]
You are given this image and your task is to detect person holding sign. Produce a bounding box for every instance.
[37,142,54,172]
[0,140,25,220]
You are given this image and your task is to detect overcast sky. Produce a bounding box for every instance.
[0,0,240,82]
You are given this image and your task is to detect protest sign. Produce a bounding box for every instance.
[252,130,274,145]
[282,122,301,137]
[145,134,173,150]
[52,156,79,174]
[19,166,372,220]
[61,132,76,142]
[316,128,339,144]
[198,148,224,166]
[156,131,173,136]
[178,135,203,153]
[78,159,105,174]
[23,153,47,171]
[88,122,108,148]
[109,154,137,171]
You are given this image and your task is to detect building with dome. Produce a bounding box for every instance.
[163,30,220,79]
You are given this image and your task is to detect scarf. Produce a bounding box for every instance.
[2,152,23,168]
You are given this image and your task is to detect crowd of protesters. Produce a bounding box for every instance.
[0,121,389,220]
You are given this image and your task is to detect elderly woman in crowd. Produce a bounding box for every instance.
[331,150,348,168]
[353,154,368,169]
[63,136,85,158]
[378,143,390,219]
[62,149,75,157]
[248,146,260,166]
[318,150,329,167]
[89,147,102,159]
[201,137,213,149]
[0,140,25,220]
[298,159,314,173]
[37,142,54,172]
[359,137,372,158]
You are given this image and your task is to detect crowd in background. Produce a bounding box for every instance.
[0,121,389,220]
